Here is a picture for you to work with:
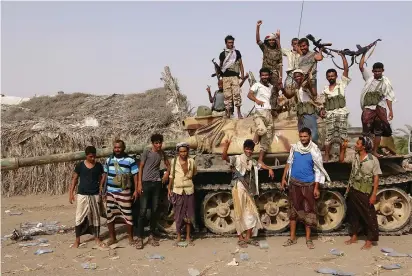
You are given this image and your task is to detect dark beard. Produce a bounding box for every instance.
[113,151,126,158]
[329,80,336,85]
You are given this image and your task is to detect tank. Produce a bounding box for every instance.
[1,111,412,237]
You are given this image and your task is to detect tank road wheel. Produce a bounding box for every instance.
[157,190,176,234]
[315,190,346,232]
[375,188,412,232]
[201,192,236,234]
[256,191,290,232]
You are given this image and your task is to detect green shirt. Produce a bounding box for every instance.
[347,153,382,194]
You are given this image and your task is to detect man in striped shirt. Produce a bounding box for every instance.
[100,140,139,247]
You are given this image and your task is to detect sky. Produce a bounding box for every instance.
[2,1,411,130]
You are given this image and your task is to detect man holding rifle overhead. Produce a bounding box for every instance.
[321,52,351,162]
[359,49,396,158]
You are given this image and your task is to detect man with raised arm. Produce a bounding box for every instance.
[321,52,351,161]
[359,53,396,158]
[255,20,283,111]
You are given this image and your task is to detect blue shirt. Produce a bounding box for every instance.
[290,152,315,183]
[104,155,139,193]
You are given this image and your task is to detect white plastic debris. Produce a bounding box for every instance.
[81,263,97,270]
[330,249,345,256]
[259,240,269,249]
[34,249,53,255]
[188,268,200,276]
[227,258,239,266]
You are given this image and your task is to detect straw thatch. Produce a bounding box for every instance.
[1,67,191,196]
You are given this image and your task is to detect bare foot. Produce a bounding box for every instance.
[361,240,373,250]
[345,237,357,245]
[72,240,80,248]
[95,238,107,248]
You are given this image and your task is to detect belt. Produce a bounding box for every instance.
[213,109,225,112]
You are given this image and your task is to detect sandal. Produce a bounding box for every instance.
[283,239,297,247]
[104,239,118,247]
[187,239,195,246]
[148,236,160,247]
[246,240,260,247]
[237,240,248,248]
[135,238,143,250]
[306,239,315,249]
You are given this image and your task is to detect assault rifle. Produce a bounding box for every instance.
[325,39,382,70]
[306,34,333,56]
[211,58,223,80]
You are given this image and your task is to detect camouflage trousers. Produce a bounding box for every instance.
[253,109,274,152]
[223,76,242,108]
[325,112,348,145]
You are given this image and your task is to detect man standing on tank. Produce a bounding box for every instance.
[282,69,323,144]
[247,67,275,163]
[219,35,245,119]
[255,20,283,112]
[359,51,396,158]
[297,38,324,95]
[206,79,226,116]
[321,52,351,162]
[135,133,170,249]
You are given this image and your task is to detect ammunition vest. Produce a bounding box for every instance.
[362,79,384,107]
[224,51,240,74]
[325,87,346,111]
[296,87,316,116]
[349,153,374,194]
[296,102,316,116]
[262,46,282,71]
[112,160,132,190]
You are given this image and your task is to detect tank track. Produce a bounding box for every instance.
[193,172,412,237]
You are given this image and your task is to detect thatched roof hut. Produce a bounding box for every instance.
[1,68,190,196]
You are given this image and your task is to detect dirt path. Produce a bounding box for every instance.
[2,194,412,275]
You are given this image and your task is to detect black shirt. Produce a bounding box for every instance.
[74,161,104,195]
[219,50,242,77]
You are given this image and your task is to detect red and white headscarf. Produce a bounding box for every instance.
[264,33,277,41]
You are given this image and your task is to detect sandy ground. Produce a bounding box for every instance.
[1,194,412,276]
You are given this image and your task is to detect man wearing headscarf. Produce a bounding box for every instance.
[167,142,197,245]
[339,136,381,250]
[219,35,245,118]
[282,68,324,144]
[281,127,330,249]
[255,20,283,112]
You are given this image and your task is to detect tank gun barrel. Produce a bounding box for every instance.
[1,141,190,171]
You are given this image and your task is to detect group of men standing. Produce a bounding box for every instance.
[204,20,395,249]
[208,20,396,162]
[68,20,396,251]
[69,135,199,249]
